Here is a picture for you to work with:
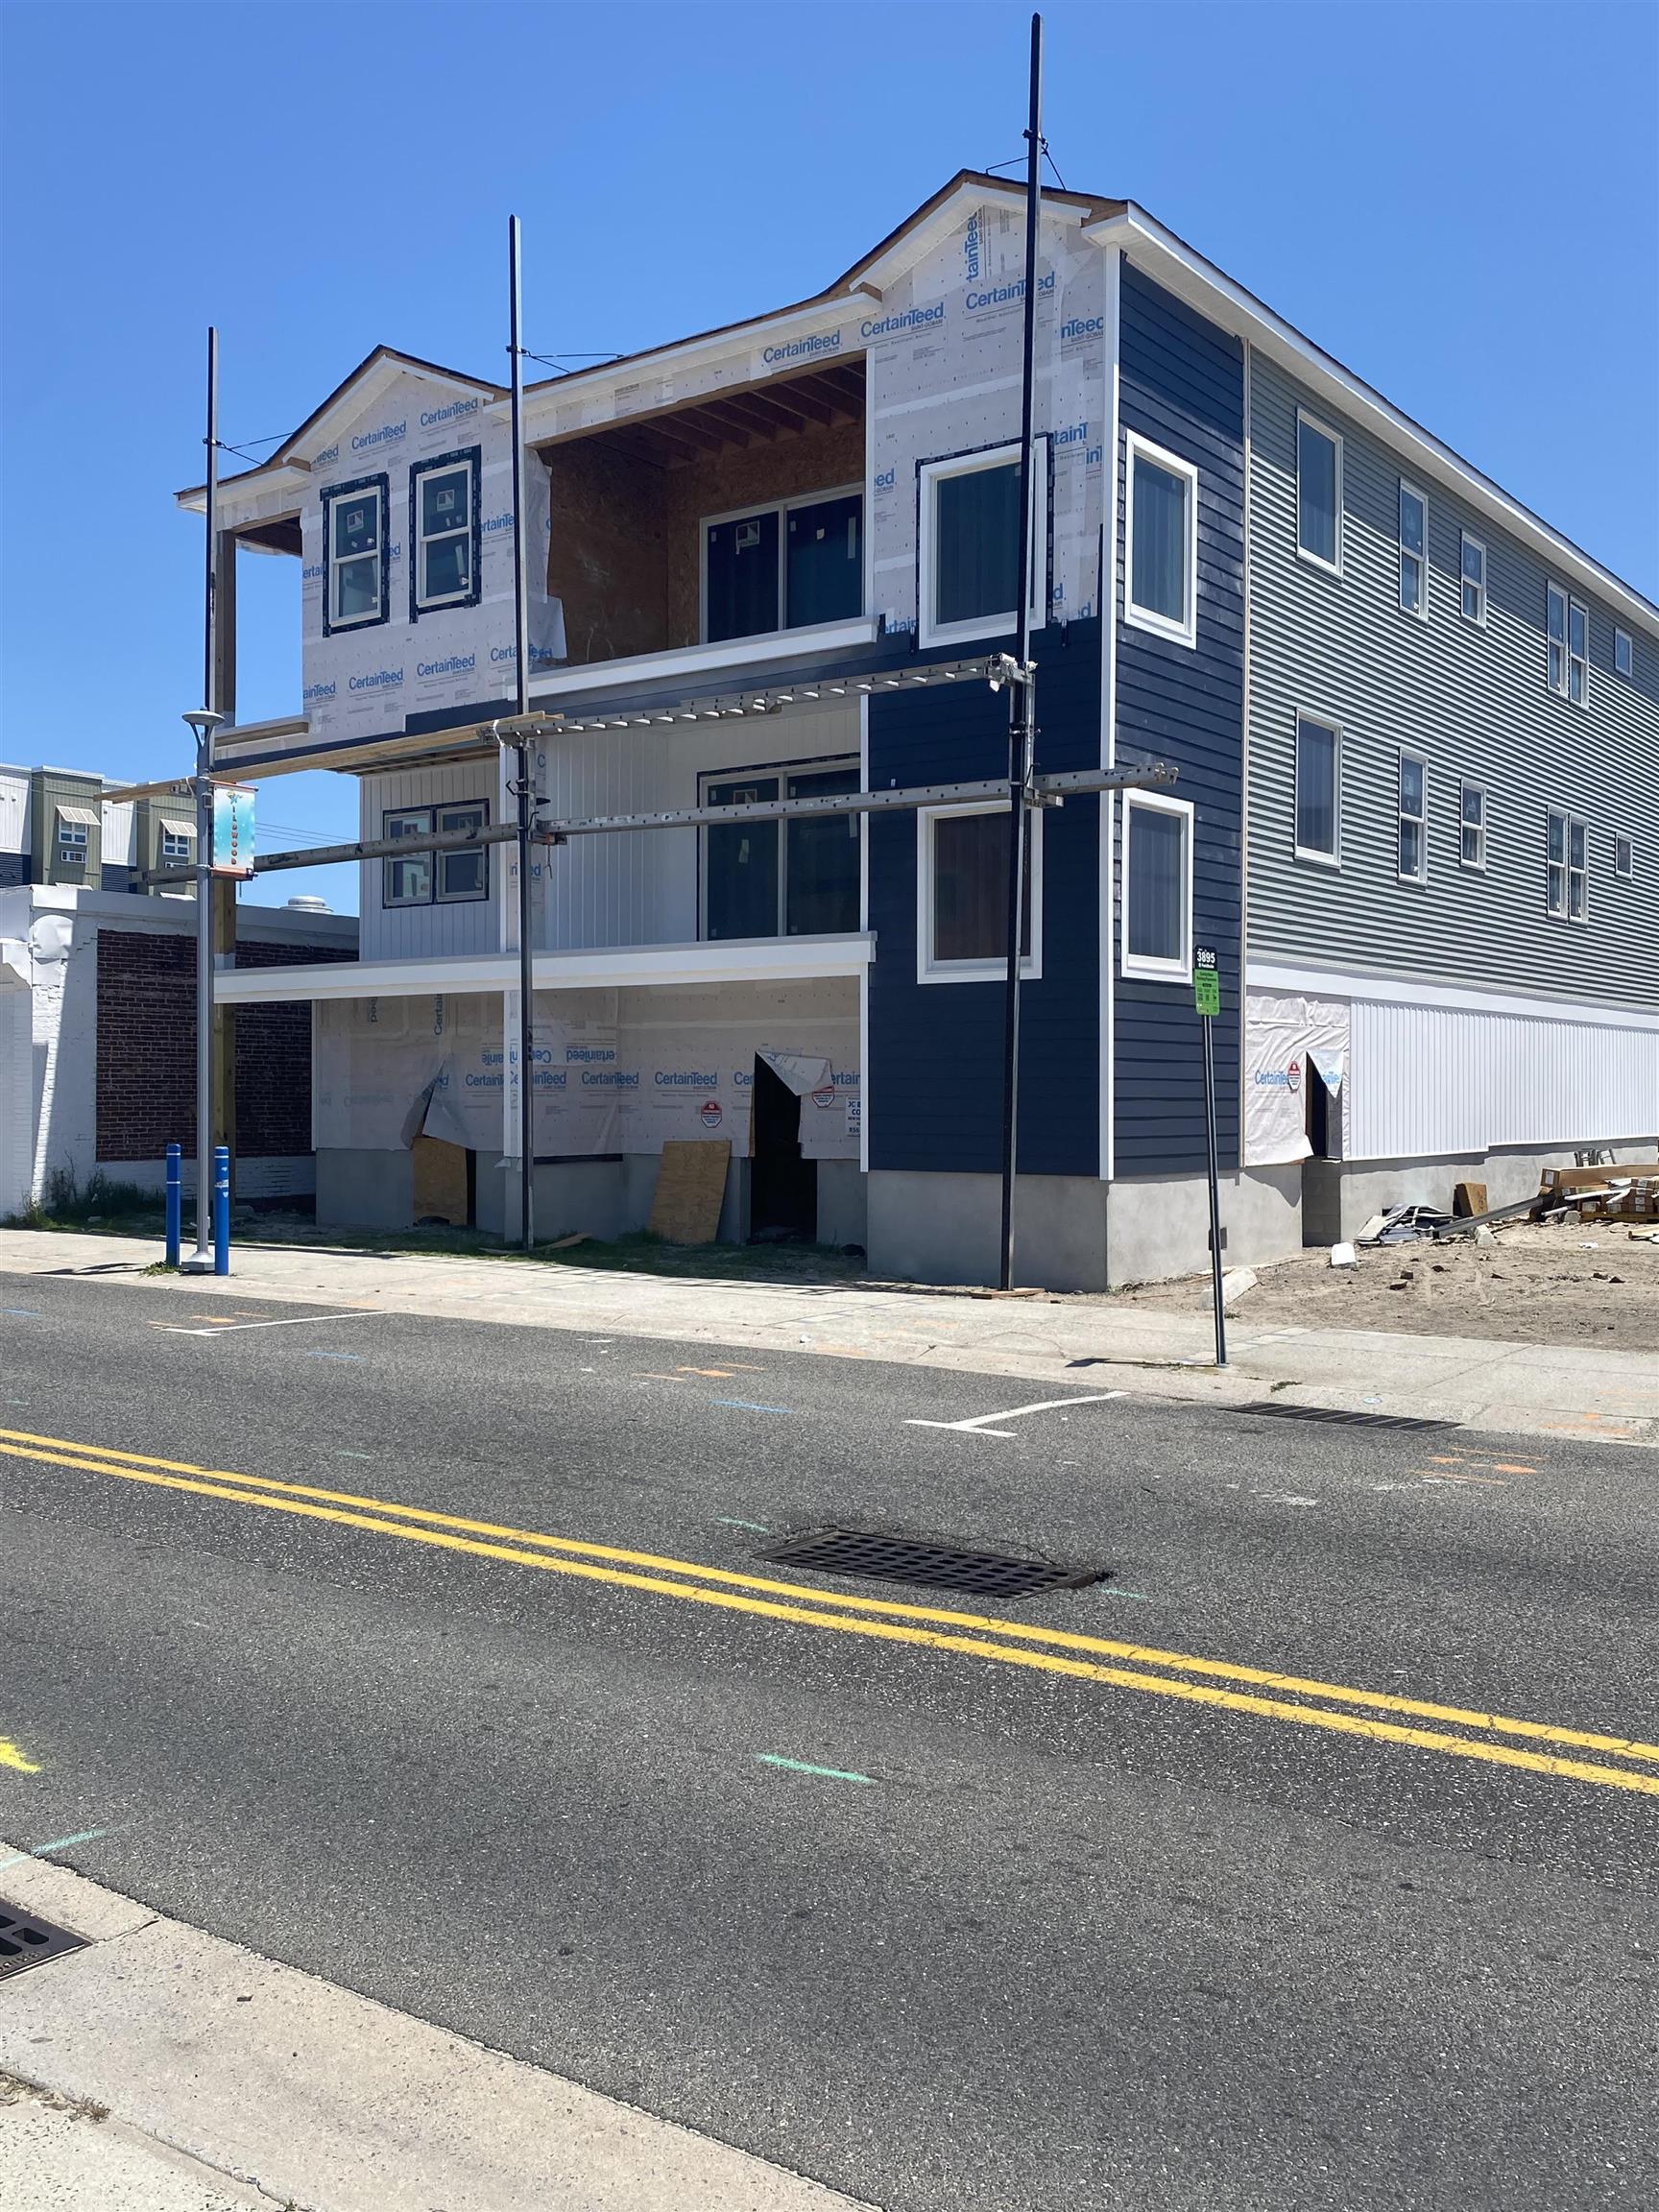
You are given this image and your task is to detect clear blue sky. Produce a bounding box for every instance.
[3,0,1654,912]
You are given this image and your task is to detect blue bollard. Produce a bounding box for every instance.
[165,1143,181,1267]
[213,1145,230,1276]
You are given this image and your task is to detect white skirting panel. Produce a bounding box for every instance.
[1249,962,1659,1163]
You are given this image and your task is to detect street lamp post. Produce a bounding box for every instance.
[180,707,224,1271]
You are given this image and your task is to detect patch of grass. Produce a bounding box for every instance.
[4,1167,161,1233]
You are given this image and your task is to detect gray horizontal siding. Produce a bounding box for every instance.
[1247,351,1659,1012]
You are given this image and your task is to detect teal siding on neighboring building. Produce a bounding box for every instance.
[1246,350,1659,1010]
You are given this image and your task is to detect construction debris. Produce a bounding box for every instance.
[1329,1243,1357,1268]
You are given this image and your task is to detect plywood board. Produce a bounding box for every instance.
[412,1134,469,1226]
[649,1139,731,1245]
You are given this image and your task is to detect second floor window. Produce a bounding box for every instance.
[412,451,480,614]
[703,491,862,643]
[918,441,1047,650]
[56,814,91,870]
[1399,483,1428,617]
[1459,781,1486,870]
[1547,808,1587,922]
[701,759,860,940]
[325,477,389,632]
[1295,713,1340,862]
[159,822,194,865]
[382,801,490,908]
[1398,753,1427,881]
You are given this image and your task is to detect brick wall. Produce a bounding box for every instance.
[96,928,352,1163]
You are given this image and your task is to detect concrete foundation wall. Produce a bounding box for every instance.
[1105,1166,1303,1287]
[1308,1139,1659,1242]
[816,1159,867,1250]
[867,1170,1110,1291]
[316,1147,413,1232]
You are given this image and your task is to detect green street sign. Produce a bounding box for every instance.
[1193,945,1220,1018]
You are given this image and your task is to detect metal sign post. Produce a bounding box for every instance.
[1194,943,1226,1367]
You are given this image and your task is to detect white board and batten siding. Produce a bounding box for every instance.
[1252,961,1659,1165]
[357,760,506,964]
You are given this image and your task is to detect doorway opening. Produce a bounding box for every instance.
[749,1057,817,1241]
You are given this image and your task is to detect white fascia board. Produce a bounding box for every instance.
[851,180,1032,295]
[1247,956,1659,1033]
[1086,207,1659,638]
[217,933,876,1005]
[177,465,309,519]
[528,618,878,703]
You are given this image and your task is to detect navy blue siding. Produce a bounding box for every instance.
[1114,263,1245,1175]
[868,620,1102,1177]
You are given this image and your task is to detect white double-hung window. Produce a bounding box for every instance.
[1460,533,1486,625]
[325,479,387,631]
[1547,808,1588,922]
[1123,434,1198,648]
[412,452,478,613]
[1398,482,1428,617]
[917,440,1046,650]
[1121,792,1194,981]
[1296,412,1342,571]
[1568,598,1589,706]
[917,802,1040,982]
[1459,781,1486,871]
[1398,752,1427,881]
[1295,713,1340,863]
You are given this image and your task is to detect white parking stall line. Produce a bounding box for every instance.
[907,1391,1125,1440]
[161,1310,376,1338]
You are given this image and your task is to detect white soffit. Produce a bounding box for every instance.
[1087,206,1659,636]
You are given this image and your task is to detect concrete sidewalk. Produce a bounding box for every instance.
[0,1849,875,2212]
[1,1227,1653,1445]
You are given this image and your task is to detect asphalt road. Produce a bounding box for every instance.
[1,1269,1655,2211]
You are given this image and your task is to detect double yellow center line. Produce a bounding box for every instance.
[4,1422,1656,1799]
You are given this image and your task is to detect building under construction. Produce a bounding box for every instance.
[175,172,1659,1287]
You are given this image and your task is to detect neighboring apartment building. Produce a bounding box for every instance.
[1,762,357,1218]
[180,174,1658,1286]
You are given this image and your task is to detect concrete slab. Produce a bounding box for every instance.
[0,2087,272,2212]
[0,1849,875,2212]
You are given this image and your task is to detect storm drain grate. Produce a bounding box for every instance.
[762,1527,1098,1600]
[0,1899,86,1984]
[1237,1404,1456,1433]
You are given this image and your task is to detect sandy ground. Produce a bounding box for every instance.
[1115,1222,1659,1353]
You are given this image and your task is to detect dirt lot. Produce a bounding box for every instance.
[1117,1222,1659,1353]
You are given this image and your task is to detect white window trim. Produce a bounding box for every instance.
[917,439,1048,651]
[1569,816,1589,923]
[915,800,1044,984]
[1122,431,1199,650]
[1120,789,1195,982]
[328,482,385,631]
[1458,780,1487,873]
[1546,581,1569,698]
[1614,627,1633,680]
[159,828,194,864]
[698,484,864,645]
[1459,531,1487,627]
[434,799,490,904]
[1295,408,1344,576]
[382,806,435,908]
[696,754,861,941]
[1293,711,1342,868]
[1397,749,1428,884]
[1546,806,1590,924]
[414,455,476,613]
[1615,831,1634,880]
[1568,596,1590,709]
[1398,479,1429,621]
